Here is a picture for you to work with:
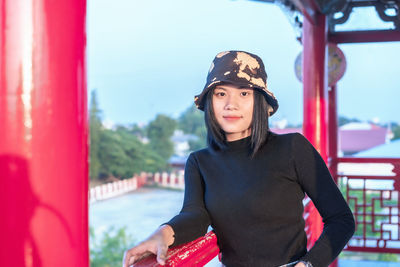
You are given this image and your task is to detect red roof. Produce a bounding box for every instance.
[339,128,387,154]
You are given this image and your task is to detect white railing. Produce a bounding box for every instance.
[153,170,184,190]
[89,171,185,203]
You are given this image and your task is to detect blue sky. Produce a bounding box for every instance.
[87,0,400,126]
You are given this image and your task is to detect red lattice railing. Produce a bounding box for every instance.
[336,157,400,253]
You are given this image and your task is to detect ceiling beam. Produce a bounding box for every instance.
[329,30,400,43]
[291,0,320,24]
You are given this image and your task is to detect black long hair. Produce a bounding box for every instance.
[204,87,270,157]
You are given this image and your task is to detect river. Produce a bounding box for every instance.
[90,187,184,243]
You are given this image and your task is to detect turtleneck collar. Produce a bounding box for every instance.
[224,135,252,151]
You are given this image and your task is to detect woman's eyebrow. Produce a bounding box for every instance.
[214,87,227,91]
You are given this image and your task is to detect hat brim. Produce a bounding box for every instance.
[194,80,278,116]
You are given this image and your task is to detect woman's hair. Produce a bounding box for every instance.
[204,86,270,157]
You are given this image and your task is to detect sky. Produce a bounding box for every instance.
[87,0,400,127]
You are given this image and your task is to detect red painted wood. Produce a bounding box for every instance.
[336,158,400,254]
[302,12,328,249]
[327,84,339,267]
[133,231,220,267]
[291,0,318,25]
[328,84,338,183]
[0,0,88,266]
[329,30,400,43]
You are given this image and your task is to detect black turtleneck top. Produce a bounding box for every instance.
[166,132,355,267]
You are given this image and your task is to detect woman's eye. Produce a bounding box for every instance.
[215,92,225,96]
[241,92,250,96]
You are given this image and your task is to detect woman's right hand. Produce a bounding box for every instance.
[122,224,175,267]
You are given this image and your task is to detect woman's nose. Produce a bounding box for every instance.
[225,95,238,110]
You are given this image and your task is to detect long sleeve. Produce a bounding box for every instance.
[165,153,211,247]
[292,133,355,267]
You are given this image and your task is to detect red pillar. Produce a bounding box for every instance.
[328,84,339,267]
[302,12,328,248]
[0,0,88,266]
[328,84,339,183]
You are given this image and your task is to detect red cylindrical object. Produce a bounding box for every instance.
[328,85,338,182]
[302,13,328,248]
[0,0,88,266]
[134,231,220,267]
[302,14,328,160]
[328,84,339,267]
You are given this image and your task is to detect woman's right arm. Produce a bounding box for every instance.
[165,153,211,246]
[123,224,175,267]
[123,153,211,266]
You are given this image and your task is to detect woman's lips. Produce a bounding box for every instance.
[223,116,241,121]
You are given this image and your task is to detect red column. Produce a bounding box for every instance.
[328,84,338,183]
[302,12,328,247]
[327,84,339,267]
[0,0,88,266]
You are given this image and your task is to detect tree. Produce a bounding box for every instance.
[90,226,135,267]
[97,129,131,179]
[178,104,207,151]
[115,127,165,174]
[338,115,361,126]
[128,124,146,140]
[97,127,165,179]
[89,90,103,180]
[147,114,177,163]
[391,122,400,140]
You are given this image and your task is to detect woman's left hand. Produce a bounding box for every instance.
[294,262,307,267]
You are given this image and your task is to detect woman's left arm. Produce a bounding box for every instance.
[291,133,355,267]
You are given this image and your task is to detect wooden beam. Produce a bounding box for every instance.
[291,0,319,24]
[329,30,400,43]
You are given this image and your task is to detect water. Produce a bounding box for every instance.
[90,187,184,243]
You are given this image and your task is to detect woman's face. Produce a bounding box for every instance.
[212,84,254,142]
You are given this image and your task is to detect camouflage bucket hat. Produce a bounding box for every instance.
[194,50,279,116]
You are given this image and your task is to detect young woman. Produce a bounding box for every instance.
[123,51,355,267]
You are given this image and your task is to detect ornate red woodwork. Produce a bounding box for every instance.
[0,0,88,266]
[337,158,400,253]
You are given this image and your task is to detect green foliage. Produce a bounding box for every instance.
[377,253,399,262]
[127,124,146,140]
[97,127,165,179]
[88,92,171,180]
[338,115,361,126]
[147,114,177,161]
[340,251,399,262]
[392,122,400,140]
[90,226,135,267]
[116,127,165,173]
[97,129,131,178]
[89,90,103,180]
[178,104,207,151]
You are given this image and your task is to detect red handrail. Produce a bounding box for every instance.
[133,231,220,267]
